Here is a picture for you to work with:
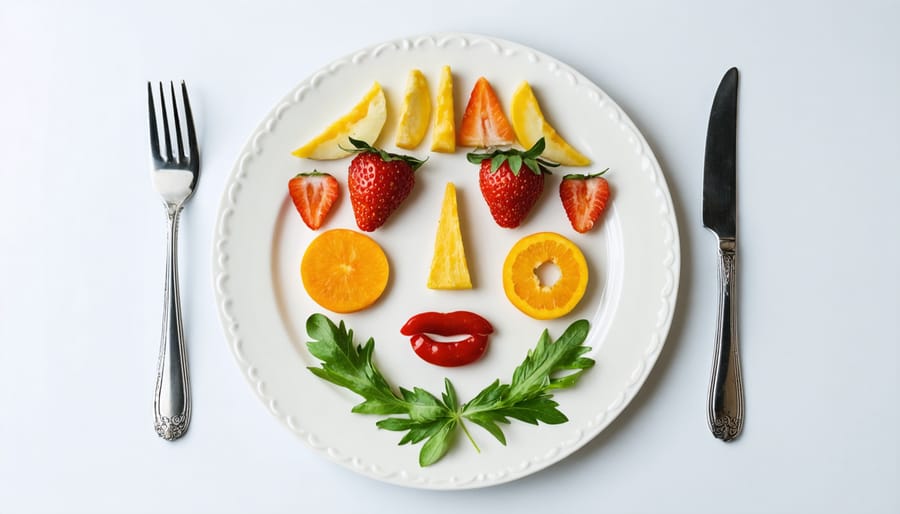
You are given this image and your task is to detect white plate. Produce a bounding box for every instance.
[213,32,679,489]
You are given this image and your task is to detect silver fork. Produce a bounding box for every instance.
[147,81,199,441]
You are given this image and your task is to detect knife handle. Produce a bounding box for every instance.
[708,237,744,441]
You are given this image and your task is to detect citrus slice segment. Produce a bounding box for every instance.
[292,82,387,160]
[430,65,455,153]
[510,81,590,166]
[395,69,432,150]
[428,182,472,289]
[502,232,588,320]
[301,229,389,313]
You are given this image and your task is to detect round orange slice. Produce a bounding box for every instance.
[301,229,389,313]
[502,232,589,320]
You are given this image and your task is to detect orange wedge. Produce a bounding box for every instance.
[292,82,387,160]
[510,81,590,166]
[395,69,432,150]
[428,182,472,289]
[502,232,588,320]
[300,229,390,313]
[430,65,455,153]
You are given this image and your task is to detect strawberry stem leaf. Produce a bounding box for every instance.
[465,137,557,176]
[345,137,427,171]
[562,168,609,180]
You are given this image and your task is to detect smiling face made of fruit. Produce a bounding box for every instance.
[291,76,609,371]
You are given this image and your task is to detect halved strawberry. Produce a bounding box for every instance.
[288,171,339,230]
[458,77,516,148]
[559,169,610,233]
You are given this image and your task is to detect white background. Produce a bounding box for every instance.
[1,1,898,513]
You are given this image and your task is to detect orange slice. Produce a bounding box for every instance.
[430,65,455,153]
[292,82,387,160]
[395,69,432,150]
[502,232,588,320]
[428,182,472,289]
[301,229,389,313]
[510,81,590,166]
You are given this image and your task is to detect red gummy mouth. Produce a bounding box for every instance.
[400,311,494,367]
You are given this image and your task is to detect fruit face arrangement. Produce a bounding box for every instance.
[285,70,614,467]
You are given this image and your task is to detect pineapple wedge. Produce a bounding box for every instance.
[427,182,472,289]
[430,65,455,153]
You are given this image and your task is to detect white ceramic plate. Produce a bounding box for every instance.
[213,33,679,489]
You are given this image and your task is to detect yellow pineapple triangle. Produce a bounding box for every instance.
[428,182,472,289]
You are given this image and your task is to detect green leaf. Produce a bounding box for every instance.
[508,154,523,174]
[464,412,508,445]
[419,419,457,467]
[490,153,506,173]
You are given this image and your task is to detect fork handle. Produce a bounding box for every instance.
[707,237,743,441]
[154,206,191,440]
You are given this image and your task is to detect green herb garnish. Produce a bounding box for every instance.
[305,313,595,467]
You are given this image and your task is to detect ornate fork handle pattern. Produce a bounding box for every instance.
[154,205,191,440]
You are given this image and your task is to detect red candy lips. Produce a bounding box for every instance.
[400,311,494,367]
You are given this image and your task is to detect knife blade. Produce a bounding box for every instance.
[703,67,744,442]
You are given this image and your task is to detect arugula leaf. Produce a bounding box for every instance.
[305,314,595,467]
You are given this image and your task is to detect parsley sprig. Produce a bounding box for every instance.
[305,313,595,467]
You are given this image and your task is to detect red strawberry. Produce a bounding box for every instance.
[559,169,611,233]
[346,138,426,231]
[467,138,557,228]
[288,171,339,230]
[458,77,516,148]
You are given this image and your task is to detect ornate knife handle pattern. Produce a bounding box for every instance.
[707,237,744,441]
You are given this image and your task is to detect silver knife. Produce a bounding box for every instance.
[703,67,744,441]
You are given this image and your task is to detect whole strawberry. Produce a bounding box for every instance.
[466,138,557,228]
[560,169,611,233]
[346,138,426,231]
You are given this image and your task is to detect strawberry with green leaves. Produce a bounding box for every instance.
[288,171,339,230]
[346,138,426,232]
[466,138,557,228]
[559,169,610,233]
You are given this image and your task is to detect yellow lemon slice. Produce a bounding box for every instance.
[510,81,590,166]
[502,232,589,320]
[395,69,432,150]
[292,82,387,160]
[430,65,455,153]
[428,182,472,289]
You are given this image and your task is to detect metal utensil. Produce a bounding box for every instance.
[147,81,199,441]
[702,67,743,441]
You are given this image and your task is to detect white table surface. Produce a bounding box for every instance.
[2,1,898,512]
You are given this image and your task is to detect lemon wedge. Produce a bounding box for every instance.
[510,81,590,166]
[292,82,387,160]
[395,69,432,150]
[428,182,472,290]
[430,66,455,153]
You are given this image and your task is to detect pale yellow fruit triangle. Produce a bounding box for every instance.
[427,182,473,290]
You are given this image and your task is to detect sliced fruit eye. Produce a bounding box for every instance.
[301,229,390,313]
[502,232,589,320]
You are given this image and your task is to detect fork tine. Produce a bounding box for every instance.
[169,81,187,164]
[147,82,162,164]
[158,82,174,163]
[181,81,199,170]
